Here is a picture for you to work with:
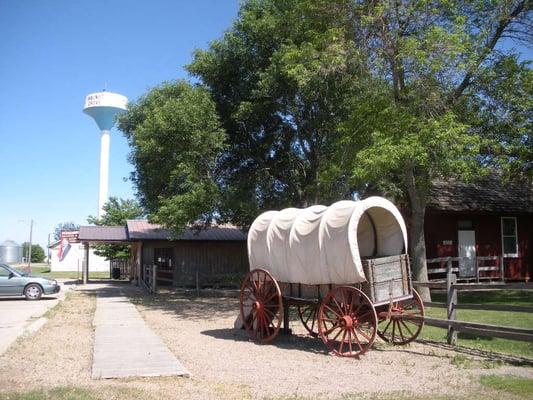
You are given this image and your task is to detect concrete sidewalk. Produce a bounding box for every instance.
[91,285,190,379]
[0,282,69,356]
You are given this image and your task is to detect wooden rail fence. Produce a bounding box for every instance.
[414,271,533,345]
[427,256,504,282]
[141,264,158,294]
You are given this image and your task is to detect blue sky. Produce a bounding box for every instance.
[0,1,531,252]
[0,0,240,250]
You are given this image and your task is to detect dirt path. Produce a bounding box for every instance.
[0,284,531,400]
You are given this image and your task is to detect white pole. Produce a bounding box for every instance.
[98,130,110,218]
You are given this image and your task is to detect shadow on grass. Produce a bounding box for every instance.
[416,338,533,366]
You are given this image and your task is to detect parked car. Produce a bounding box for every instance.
[0,263,60,300]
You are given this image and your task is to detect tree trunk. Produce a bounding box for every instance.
[409,205,431,302]
[404,167,431,301]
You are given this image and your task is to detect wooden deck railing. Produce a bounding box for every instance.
[413,271,533,345]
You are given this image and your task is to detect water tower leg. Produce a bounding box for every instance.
[98,130,110,218]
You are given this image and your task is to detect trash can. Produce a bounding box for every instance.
[112,267,121,280]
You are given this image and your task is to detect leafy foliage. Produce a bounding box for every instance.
[87,197,143,260]
[187,0,366,226]
[118,81,225,234]
[119,1,531,295]
[21,242,45,263]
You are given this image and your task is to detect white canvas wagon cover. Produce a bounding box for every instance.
[247,196,408,285]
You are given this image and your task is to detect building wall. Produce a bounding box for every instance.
[50,243,110,272]
[425,212,531,280]
[141,240,249,287]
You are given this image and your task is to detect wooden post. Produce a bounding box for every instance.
[476,257,480,283]
[152,264,157,294]
[446,271,458,345]
[446,258,452,275]
[83,243,89,284]
[281,298,292,335]
[500,256,505,282]
[196,269,200,297]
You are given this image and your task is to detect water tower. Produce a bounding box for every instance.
[83,91,128,218]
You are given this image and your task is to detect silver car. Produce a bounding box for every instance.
[0,263,60,300]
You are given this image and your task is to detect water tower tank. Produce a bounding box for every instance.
[0,240,23,263]
[83,91,128,218]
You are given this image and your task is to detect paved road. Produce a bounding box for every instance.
[0,283,68,355]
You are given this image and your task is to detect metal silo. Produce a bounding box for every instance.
[0,240,23,263]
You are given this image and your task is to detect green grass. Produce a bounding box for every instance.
[25,265,110,280]
[420,290,533,358]
[0,386,147,400]
[479,375,533,398]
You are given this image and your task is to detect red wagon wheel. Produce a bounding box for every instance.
[297,304,318,337]
[318,286,377,357]
[240,268,283,343]
[376,289,425,345]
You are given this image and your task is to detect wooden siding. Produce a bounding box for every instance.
[141,240,249,288]
[425,212,532,280]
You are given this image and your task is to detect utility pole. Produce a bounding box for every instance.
[27,219,34,275]
[47,233,51,266]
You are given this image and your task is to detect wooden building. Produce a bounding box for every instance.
[126,220,248,288]
[78,221,248,288]
[425,177,532,281]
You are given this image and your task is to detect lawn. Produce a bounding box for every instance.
[420,290,533,359]
[13,264,110,280]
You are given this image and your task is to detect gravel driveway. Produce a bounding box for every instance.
[131,289,533,399]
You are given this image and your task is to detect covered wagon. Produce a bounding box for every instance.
[240,196,424,357]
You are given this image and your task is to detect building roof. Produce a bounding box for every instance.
[428,176,533,214]
[126,220,247,241]
[0,240,20,247]
[78,226,129,242]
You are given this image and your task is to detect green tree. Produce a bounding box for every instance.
[187,0,364,226]
[53,221,80,241]
[21,242,45,263]
[118,81,226,234]
[339,1,532,299]
[87,197,143,260]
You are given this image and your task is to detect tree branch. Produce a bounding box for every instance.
[448,1,527,106]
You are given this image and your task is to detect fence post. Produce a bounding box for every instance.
[446,258,452,275]
[446,271,458,345]
[500,256,505,282]
[196,269,200,297]
[152,264,157,294]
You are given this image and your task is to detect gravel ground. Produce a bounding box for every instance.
[0,283,531,400]
[132,288,533,399]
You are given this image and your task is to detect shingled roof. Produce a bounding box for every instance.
[428,176,533,214]
[126,220,247,241]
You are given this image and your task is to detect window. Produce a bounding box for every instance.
[501,217,518,257]
[457,220,473,229]
[0,266,9,277]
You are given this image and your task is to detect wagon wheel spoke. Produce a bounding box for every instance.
[298,305,319,337]
[397,321,406,343]
[318,286,377,357]
[338,329,347,355]
[347,328,353,355]
[240,268,283,344]
[354,326,372,342]
[324,304,343,319]
[399,319,415,337]
[377,289,425,345]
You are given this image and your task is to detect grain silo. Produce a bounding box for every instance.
[0,240,23,263]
